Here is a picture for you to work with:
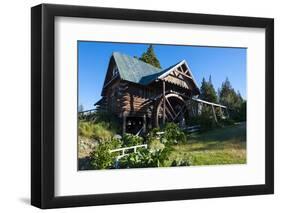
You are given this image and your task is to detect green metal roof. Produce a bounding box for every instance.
[113,52,166,85]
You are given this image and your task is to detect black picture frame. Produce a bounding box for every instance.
[31,3,274,209]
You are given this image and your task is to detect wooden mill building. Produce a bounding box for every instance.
[95,52,226,134]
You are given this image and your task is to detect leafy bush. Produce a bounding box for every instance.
[119,147,171,168]
[148,138,165,152]
[90,142,115,169]
[110,138,123,149]
[90,138,122,169]
[122,133,143,147]
[163,123,187,144]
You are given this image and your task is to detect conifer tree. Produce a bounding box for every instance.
[199,76,218,103]
[139,45,161,68]
[218,77,242,109]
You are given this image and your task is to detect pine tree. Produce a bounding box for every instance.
[200,76,218,103]
[139,45,161,68]
[218,78,245,122]
[218,77,242,109]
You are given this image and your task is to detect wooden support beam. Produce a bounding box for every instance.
[174,69,192,79]
[162,80,166,125]
[226,108,230,118]
[178,65,185,73]
[122,113,127,135]
[143,115,146,134]
[164,104,175,120]
[211,105,218,123]
[165,97,177,117]
[219,107,223,118]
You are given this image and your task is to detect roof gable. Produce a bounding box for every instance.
[107,52,199,95]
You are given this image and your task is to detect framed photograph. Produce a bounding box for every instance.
[31,4,274,209]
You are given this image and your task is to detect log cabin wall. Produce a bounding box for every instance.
[119,82,158,117]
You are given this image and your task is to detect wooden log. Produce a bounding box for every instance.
[212,105,218,123]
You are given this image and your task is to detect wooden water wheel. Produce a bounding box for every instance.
[154,92,189,128]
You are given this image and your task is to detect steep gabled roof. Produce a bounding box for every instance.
[113,52,163,85]
[110,52,199,92]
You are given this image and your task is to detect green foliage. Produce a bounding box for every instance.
[197,107,217,131]
[109,138,123,149]
[119,147,172,168]
[139,45,162,68]
[163,123,187,144]
[171,158,192,167]
[169,123,246,166]
[92,122,114,140]
[200,76,218,103]
[90,138,122,169]
[218,78,246,121]
[122,133,143,147]
[148,138,165,152]
[239,101,247,121]
[79,122,94,138]
[79,121,114,141]
[79,109,121,141]
[94,109,121,133]
[90,142,115,169]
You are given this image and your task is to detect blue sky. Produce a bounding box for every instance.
[78,41,246,110]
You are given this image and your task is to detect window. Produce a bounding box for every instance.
[112,66,119,77]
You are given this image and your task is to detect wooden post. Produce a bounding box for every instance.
[226,108,230,118]
[162,80,166,125]
[219,107,223,118]
[143,115,146,134]
[122,113,126,136]
[211,105,218,123]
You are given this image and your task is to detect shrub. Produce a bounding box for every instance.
[148,138,165,152]
[122,133,143,147]
[109,138,123,149]
[89,138,122,169]
[90,142,115,169]
[163,123,187,144]
[119,147,171,168]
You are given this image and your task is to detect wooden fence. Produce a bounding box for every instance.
[109,144,148,160]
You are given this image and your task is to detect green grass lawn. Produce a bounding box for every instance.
[169,122,246,166]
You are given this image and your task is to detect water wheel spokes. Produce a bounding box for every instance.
[155,93,188,128]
